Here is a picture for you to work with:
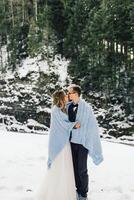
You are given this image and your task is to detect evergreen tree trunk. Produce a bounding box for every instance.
[45,2,50,67]
[0,36,3,72]
[34,0,38,21]
[22,0,25,24]
[10,0,15,28]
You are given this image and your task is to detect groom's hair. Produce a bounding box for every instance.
[68,84,81,97]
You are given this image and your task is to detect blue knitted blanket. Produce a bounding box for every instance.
[70,99,103,165]
[47,105,77,168]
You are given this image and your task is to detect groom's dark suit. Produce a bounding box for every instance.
[68,102,88,198]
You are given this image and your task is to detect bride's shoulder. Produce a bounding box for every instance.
[52,106,67,119]
[51,105,60,113]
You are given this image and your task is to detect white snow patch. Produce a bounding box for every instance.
[0,131,134,200]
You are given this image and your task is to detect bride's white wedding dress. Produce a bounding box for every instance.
[36,143,77,200]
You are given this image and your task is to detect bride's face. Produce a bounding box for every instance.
[64,95,69,103]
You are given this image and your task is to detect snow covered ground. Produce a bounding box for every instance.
[0,130,134,200]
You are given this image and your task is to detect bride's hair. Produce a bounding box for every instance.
[52,90,66,112]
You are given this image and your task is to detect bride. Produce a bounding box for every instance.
[35,90,80,200]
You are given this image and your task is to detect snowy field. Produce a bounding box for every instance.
[0,130,134,200]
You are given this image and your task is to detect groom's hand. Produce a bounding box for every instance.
[74,122,81,129]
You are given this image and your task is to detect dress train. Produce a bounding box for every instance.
[36,143,77,200]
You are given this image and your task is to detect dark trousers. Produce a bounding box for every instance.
[71,142,89,198]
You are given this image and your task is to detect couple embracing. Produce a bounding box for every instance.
[36,84,103,200]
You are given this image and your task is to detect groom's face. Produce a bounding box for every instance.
[68,88,77,101]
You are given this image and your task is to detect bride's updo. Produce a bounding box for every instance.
[52,90,66,111]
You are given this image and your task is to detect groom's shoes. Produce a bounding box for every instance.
[79,194,88,200]
[76,192,88,200]
[76,192,80,200]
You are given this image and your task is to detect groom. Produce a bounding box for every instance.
[67,84,103,200]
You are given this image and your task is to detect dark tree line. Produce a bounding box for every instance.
[0,0,134,114]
